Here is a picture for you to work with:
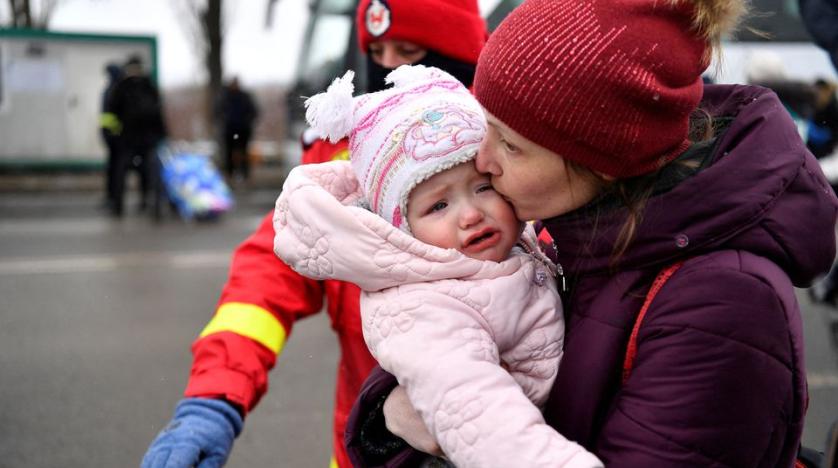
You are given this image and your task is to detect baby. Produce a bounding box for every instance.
[274,65,601,467]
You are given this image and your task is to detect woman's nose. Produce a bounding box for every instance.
[476,141,500,176]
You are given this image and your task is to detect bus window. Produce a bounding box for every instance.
[0,46,4,111]
[710,0,837,84]
[319,0,355,13]
[299,15,352,89]
[737,0,812,42]
[483,0,523,31]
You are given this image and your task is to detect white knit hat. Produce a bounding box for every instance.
[305,64,486,232]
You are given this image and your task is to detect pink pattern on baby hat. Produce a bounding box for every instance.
[392,205,402,229]
[342,65,486,231]
[371,145,405,213]
[403,105,485,162]
[350,81,462,161]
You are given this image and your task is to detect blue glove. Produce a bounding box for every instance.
[141,398,243,468]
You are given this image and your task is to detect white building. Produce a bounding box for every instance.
[0,29,156,169]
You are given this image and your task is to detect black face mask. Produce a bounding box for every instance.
[365,50,476,93]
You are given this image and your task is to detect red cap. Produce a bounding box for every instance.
[356,0,487,65]
[474,0,708,178]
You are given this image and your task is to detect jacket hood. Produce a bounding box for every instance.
[274,161,549,292]
[546,84,838,286]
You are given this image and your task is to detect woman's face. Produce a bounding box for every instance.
[368,40,427,68]
[475,111,604,221]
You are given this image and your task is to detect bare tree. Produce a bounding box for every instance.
[203,0,222,110]
[170,0,227,142]
[265,0,278,29]
[170,0,280,145]
[5,0,61,29]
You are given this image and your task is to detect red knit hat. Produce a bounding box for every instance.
[356,0,487,65]
[474,0,740,178]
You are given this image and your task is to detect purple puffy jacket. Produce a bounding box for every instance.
[346,85,838,467]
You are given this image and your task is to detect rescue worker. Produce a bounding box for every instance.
[107,55,166,217]
[99,62,123,212]
[140,1,487,467]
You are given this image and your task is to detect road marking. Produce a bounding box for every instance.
[0,216,266,235]
[809,371,838,389]
[0,219,116,235]
[0,250,232,275]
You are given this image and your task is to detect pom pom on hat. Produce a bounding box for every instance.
[304,70,356,143]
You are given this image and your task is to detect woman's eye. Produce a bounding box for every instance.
[398,47,421,57]
[502,139,519,153]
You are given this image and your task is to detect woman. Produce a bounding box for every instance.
[345,0,838,466]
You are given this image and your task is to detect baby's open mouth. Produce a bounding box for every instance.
[464,228,500,251]
[467,231,495,246]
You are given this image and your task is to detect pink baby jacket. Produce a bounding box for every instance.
[273,161,602,468]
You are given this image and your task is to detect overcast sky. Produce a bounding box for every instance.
[17,0,821,89]
[1,0,502,89]
[21,0,311,88]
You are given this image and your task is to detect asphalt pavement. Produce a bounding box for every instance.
[0,173,339,468]
[0,171,837,467]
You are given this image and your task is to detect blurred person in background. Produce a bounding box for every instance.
[106,55,167,217]
[744,50,819,138]
[140,1,486,467]
[216,76,259,183]
[99,62,123,213]
[800,0,838,318]
[807,79,838,160]
[799,0,838,71]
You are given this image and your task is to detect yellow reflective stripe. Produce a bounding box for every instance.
[331,149,349,161]
[329,456,338,468]
[199,302,287,355]
[99,112,122,134]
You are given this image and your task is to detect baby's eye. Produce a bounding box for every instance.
[428,201,447,213]
[476,184,494,193]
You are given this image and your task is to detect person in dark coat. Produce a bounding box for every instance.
[106,55,166,217]
[99,62,123,211]
[798,0,838,320]
[216,77,259,182]
[344,0,838,466]
[808,79,838,159]
[804,81,838,312]
[799,0,838,71]
[744,50,820,128]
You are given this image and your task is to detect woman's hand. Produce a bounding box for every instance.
[383,385,443,456]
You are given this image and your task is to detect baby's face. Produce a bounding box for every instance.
[406,161,523,262]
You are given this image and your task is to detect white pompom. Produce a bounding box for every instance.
[385,64,457,89]
[304,70,356,143]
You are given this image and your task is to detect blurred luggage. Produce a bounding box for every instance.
[156,144,234,220]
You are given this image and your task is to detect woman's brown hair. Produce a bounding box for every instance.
[569,108,715,269]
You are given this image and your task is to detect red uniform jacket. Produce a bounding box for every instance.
[184,137,376,468]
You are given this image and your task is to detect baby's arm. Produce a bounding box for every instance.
[362,289,601,468]
[500,309,564,408]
